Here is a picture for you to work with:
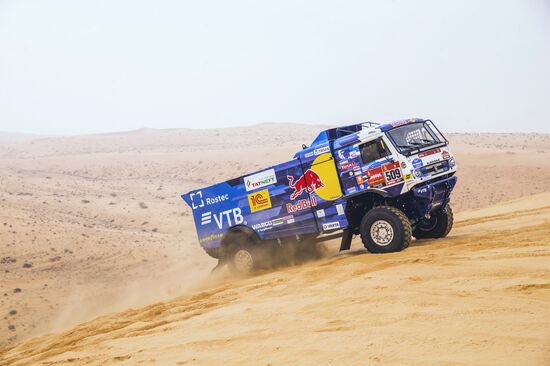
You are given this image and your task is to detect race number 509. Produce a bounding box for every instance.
[384,168,402,182]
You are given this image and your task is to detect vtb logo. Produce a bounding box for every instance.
[287,169,325,200]
[201,208,243,229]
[247,189,272,213]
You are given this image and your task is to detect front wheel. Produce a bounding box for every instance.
[360,206,412,253]
[413,204,454,239]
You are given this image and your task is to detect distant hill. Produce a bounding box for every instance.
[0,131,51,144]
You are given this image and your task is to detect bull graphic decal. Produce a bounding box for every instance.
[287,169,325,200]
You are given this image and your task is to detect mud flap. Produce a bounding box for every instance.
[339,228,353,251]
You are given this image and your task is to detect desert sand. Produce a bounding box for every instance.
[0,125,549,365]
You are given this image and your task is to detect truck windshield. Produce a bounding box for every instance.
[386,121,446,156]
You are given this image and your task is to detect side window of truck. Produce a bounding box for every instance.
[360,138,390,164]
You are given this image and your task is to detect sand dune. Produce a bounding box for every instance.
[2,193,550,365]
[0,124,549,363]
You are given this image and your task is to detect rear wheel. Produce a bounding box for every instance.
[413,204,453,239]
[360,206,412,253]
[224,232,265,274]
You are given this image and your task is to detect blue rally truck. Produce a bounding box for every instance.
[182,118,457,273]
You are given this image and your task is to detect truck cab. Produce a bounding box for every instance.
[182,118,457,273]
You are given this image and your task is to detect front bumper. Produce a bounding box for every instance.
[412,175,457,217]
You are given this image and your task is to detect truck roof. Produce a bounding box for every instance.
[308,118,427,149]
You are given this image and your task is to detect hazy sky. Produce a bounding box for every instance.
[1,0,549,135]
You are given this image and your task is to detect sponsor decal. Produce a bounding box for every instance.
[356,175,365,185]
[199,233,223,243]
[287,218,295,224]
[201,211,212,225]
[390,118,416,127]
[200,208,243,229]
[316,209,325,218]
[322,221,341,230]
[366,166,385,187]
[337,150,346,159]
[314,145,330,156]
[252,220,273,232]
[247,189,272,213]
[382,161,404,185]
[244,168,277,192]
[347,187,357,194]
[291,153,343,201]
[336,204,345,216]
[205,194,230,205]
[272,215,293,227]
[442,150,450,159]
[340,162,355,170]
[404,173,413,181]
[272,218,284,226]
[190,191,205,209]
[191,190,230,210]
[286,196,318,213]
[418,148,441,158]
[287,169,325,200]
[412,158,423,169]
[304,151,314,158]
[349,150,360,159]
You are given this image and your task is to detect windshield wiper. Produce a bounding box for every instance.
[396,144,416,152]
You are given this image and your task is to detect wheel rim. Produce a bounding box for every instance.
[370,220,394,246]
[234,249,254,273]
[419,215,438,231]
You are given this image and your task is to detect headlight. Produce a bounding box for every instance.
[449,158,456,168]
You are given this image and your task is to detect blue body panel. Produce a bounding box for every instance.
[182,144,349,249]
[412,175,457,217]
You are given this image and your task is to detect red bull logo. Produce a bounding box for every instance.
[287,169,325,200]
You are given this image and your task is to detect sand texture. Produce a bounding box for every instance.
[0,125,549,365]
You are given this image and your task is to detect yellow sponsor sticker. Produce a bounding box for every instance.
[404,173,413,181]
[248,189,272,213]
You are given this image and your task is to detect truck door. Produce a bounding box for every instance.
[297,148,348,232]
[258,158,319,240]
[358,137,401,190]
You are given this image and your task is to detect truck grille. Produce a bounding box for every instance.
[420,160,449,176]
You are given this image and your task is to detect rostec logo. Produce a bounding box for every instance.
[287,169,325,200]
[190,191,230,210]
[244,168,277,192]
[247,189,272,213]
[190,191,205,210]
[200,208,243,229]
